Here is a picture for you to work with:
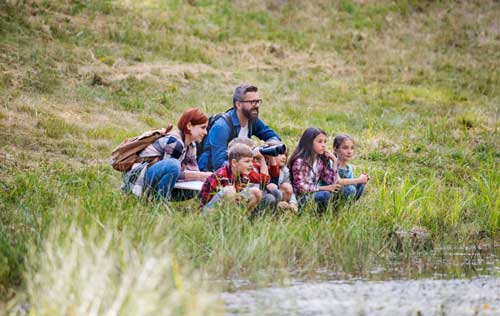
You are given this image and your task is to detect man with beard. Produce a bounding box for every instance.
[198,84,282,171]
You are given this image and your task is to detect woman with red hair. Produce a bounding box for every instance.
[123,108,212,201]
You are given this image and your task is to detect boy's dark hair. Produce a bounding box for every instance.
[333,134,355,149]
[228,143,253,162]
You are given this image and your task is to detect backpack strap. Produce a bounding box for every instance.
[223,108,253,138]
[206,110,237,170]
[220,112,237,141]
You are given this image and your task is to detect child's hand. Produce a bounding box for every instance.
[325,150,338,173]
[278,201,289,209]
[325,183,341,192]
[253,148,265,161]
[358,174,369,184]
[324,150,337,162]
[234,193,246,203]
[278,201,299,214]
[288,203,298,213]
[267,156,277,166]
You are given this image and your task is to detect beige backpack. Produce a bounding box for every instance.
[110,124,173,172]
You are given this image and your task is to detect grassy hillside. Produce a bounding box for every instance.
[0,0,499,313]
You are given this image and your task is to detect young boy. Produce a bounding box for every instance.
[268,153,298,213]
[227,137,280,211]
[199,143,262,212]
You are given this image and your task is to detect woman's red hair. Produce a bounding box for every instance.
[177,108,208,135]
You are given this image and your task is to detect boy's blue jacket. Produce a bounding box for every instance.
[198,108,281,171]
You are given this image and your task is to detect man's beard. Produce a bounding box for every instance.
[242,107,259,120]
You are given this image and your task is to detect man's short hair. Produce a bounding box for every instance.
[228,137,255,149]
[228,143,253,162]
[233,84,258,107]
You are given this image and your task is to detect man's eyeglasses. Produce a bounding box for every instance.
[239,99,263,106]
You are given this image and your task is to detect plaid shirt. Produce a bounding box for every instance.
[123,130,199,197]
[140,130,199,176]
[247,162,279,189]
[199,164,249,206]
[290,157,336,196]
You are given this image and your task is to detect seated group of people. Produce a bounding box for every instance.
[122,84,369,214]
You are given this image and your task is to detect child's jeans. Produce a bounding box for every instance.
[252,185,279,216]
[298,191,333,214]
[203,187,253,212]
[341,183,365,201]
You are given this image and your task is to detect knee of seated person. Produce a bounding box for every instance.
[160,158,181,174]
[280,183,293,194]
[267,183,278,192]
[223,186,237,198]
[342,185,357,197]
[163,157,181,167]
[315,191,331,202]
[262,193,277,205]
[249,187,262,201]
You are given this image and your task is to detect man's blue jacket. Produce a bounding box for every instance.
[197,108,281,171]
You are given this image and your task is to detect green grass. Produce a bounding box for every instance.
[1,0,499,313]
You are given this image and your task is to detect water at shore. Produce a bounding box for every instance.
[222,277,500,316]
[222,247,500,316]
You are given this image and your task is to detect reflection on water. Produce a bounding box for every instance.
[221,247,500,316]
[223,277,500,316]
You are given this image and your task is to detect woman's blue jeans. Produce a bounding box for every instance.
[145,158,194,201]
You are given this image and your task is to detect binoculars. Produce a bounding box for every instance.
[258,143,287,156]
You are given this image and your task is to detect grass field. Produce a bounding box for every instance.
[1,0,499,314]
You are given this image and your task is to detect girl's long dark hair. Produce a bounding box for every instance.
[288,127,328,182]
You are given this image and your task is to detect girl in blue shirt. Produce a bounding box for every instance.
[333,134,369,201]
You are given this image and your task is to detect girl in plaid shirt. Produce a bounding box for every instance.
[288,127,341,213]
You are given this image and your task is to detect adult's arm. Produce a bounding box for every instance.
[182,170,213,181]
[208,118,232,170]
[252,118,281,142]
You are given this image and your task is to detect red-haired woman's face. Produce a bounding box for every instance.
[188,122,208,143]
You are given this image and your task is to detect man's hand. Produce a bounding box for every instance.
[265,139,282,146]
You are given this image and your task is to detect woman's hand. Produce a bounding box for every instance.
[184,171,212,181]
[200,171,213,181]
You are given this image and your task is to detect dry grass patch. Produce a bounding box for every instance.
[79,61,222,84]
